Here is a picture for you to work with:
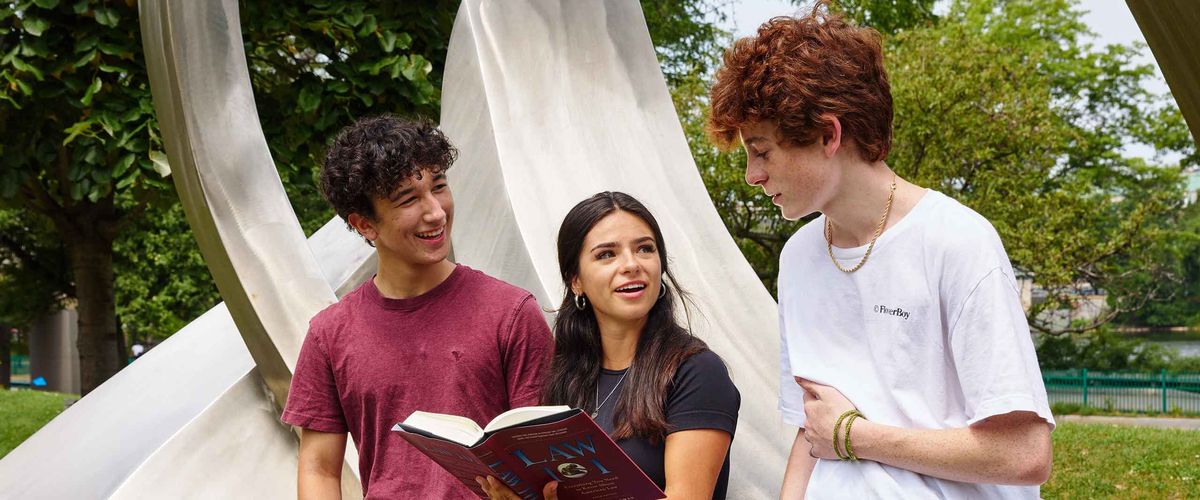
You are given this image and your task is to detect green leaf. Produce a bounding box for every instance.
[10,58,45,80]
[80,76,102,106]
[343,9,364,27]
[359,14,377,37]
[92,166,112,184]
[115,174,136,190]
[73,49,96,68]
[149,151,171,177]
[22,16,49,36]
[297,86,321,113]
[82,147,102,165]
[394,32,412,50]
[33,0,60,9]
[63,120,93,145]
[19,38,51,58]
[95,110,117,137]
[113,153,136,178]
[13,77,32,96]
[73,0,88,14]
[98,63,124,73]
[379,31,397,53]
[87,184,105,203]
[389,56,404,79]
[97,41,125,57]
[401,55,430,81]
[76,35,98,53]
[328,81,350,94]
[120,107,144,123]
[94,7,120,28]
[67,162,85,181]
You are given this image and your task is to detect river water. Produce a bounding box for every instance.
[1152,340,1200,358]
[1135,329,1200,358]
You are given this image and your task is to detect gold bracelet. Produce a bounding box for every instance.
[843,412,863,461]
[832,410,860,460]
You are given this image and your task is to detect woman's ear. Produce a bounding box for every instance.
[570,275,582,296]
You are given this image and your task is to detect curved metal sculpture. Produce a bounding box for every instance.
[0,0,787,497]
[0,219,371,498]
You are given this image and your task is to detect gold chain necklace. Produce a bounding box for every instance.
[825,174,897,273]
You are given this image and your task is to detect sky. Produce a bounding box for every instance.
[720,0,1176,161]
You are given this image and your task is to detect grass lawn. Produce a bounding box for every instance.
[1045,421,1200,499]
[1,395,1198,496]
[0,389,71,459]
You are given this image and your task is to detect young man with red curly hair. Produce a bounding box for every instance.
[708,3,1054,499]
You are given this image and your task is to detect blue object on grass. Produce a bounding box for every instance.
[32,377,46,387]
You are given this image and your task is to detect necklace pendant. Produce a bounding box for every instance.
[589,411,598,419]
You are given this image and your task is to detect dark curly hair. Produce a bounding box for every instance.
[320,115,458,226]
[707,0,893,162]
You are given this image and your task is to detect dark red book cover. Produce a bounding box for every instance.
[396,409,665,500]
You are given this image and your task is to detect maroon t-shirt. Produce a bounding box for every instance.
[282,264,553,499]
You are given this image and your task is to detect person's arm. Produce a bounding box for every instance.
[797,379,1052,485]
[853,411,1051,484]
[297,428,347,500]
[285,319,352,499]
[662,429,732,499]
[779,429,817,500]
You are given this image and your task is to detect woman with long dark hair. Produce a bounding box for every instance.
[478,192,740,499]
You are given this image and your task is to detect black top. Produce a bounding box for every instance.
[592,350,740,499]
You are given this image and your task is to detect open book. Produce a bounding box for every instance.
[393,406,664,500]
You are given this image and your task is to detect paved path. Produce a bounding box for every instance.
[1058,414,1200,430]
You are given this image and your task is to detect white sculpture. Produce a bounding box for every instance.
[0,1,787,497]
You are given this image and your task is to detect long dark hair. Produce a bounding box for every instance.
[542,192,706,442]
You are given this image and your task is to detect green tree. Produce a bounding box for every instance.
[832,0,935,35]
[0,210,70,329]
[1,0,170,393]
[887,0,1189,333]
[0,0,737,393]
[1117,200,1200,327]
[0,1,458,393]
[694,0,1193,333]
[682,1,937,294]
[240,1,454,234]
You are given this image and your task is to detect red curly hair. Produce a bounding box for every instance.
[707,1,892,162]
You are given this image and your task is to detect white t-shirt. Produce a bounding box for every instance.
[778,190,1054,499]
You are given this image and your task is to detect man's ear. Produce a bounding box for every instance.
[346,212,378,243]
[820,114,842,158]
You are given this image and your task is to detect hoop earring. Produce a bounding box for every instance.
[658,280,667,300]
[574,293,587,310]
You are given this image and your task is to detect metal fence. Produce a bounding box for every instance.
[10,354,29,376]
[1043,369,1200,414]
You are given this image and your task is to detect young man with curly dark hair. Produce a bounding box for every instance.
[281,115,552,499]
[708,3,1054,498]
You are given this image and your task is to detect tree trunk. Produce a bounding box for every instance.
[116,313,127,366]
[0,323,10,389]
[64,219,120,395]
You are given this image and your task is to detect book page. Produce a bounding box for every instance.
[484,406,572,433]
[400,411,485,447]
